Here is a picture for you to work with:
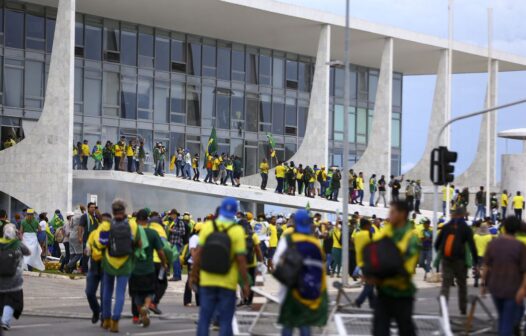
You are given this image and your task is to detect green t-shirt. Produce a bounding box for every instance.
[21,218,39,233]
[133,227,163,276]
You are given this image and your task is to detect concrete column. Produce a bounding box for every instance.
[0,0,75,213]
[404,49,448,183]
[352,37,393,187]
[455,59,498,188]
[241,24,330,188]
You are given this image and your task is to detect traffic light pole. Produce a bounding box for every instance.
[431,97,526,261]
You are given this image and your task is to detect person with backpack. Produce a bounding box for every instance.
[0,224,30,331]
[331,169,342,202]
[272,209,329,335]
[97,199,140,333]
[434,207,478,315]
[475,186,486,220]
[362,200,420,336]
[239,216,263,307]
[129,209,168,328]
[191,197,250,336]
[183,222,201,307]
[286,162,297,195]
[166,209,186,282]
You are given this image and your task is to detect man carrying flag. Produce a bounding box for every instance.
[203,128,217,183]
[266,133,277,163]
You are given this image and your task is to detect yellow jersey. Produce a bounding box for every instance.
[260,162,269,174]
[513,195,524,209]
[268,224,278,248]
[275,165,286,178]
[473,234,493,258]
[332,228,342,249]
[356,177,364,190]
[501,194,508,207]
[81,144,90,156]
[354,230,373,267]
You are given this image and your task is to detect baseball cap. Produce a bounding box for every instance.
[27,209,35,214]
[219,197,238,220]
[295,209,312,234]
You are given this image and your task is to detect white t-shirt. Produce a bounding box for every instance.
[188,234,199,264]
[39,220,47,231]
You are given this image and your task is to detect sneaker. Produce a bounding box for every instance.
[132,317,140,325]
[91,312,100,324]
[140,306,150,328]
[212,321,220,331]
[149,303,162,315]
[1,323,10,331]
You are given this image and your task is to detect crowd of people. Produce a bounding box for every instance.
[1,193,526,335]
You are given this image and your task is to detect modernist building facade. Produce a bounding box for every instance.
[0,0,525,214]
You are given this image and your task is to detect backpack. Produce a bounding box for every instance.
[108,219,133,257]
[273,234,304,287]
[317,170,324,183]
[54,227,65,243]
[441,223,463,259]
[201,221,234,274]
[0,248,19,276]
[286,167,295,180]
[362,237,407,279]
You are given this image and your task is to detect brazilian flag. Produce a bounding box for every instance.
[266,132,276,158]
[206,127,217,157]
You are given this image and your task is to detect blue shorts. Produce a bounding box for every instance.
[267,247,276,259]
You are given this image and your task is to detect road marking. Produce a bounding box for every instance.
[12,323,53,329]
[132,329,196,335]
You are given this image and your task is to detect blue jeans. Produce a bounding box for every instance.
[325,253,332,273]
[369,191,376,206]
[102,273,129,321]
[176,161,182,176]
[492,296,522,336]
[475,204,486,219]
[276,177,284,193]
[282,326,311,336]
[332,188,339,201]
[85,263,103,317]
[420,249,432,273]
[172,243,183,280]
[184,164,192,179]
[204,168,213,183]
[1,306,14,327]
[358,190,364,204]
[197,287,236,336]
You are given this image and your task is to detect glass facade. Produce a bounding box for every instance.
[0,1,403,175]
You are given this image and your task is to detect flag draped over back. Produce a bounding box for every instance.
[204,127,217,166]
[266,132,276,158]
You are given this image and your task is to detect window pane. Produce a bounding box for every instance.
[75,18,83,46]
[121,29,137,66]
[155,35,169,71]
[259,95,271,126]
[231,90,244,120]
[272,57,284,88]
[188,42,201,76]
[369,71,378,102]
[47,18,56,52]
[298,62,311,92]
[245,147,257,176]
[138,30,154,68]
[202,44,216,77]
[154,84,169,123]
[201,86,214,128]
[259,54,271,86]
[121,76,137,119]
[246,52,258,84]
[84,77,102,116]
[186,85,200,126]
[4,66,23,107]
[334,68,344,98]
[25,61,44,107]
[232,49,245,82]
[216,93,230,129]
[392,118,401,147]
[357,107,367,144]
[171,38,186,70]
[246,94,258,132]
[286,59,298,89]
[104,21,119,52]
[393,76,402,107]
[85,20,102,60]
[170,82,185,113]
[349,111,356,143]
[285,99,297,126]
[334,104,343,141]
[217,46,231,81]
[298,103,307,137]
[26,14,45,50]
[5,10,24,49]
[138,77,153,120]
[357,68,368,102]
[285,143,296,161]
[272,98,284,135]
[75,66,83,104]
[103,72,119,107]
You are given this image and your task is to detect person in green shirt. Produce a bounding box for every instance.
[20,209,45,271]
[129,209,167,328]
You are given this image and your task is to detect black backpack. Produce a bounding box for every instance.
[239,219,255,265]
[201,221,234,274]
[0,248,19,276]
[108,219,133,257]
[273,234,304,287]
[362,237,406,279]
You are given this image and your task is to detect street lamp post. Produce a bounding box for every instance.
[341,0,351,286]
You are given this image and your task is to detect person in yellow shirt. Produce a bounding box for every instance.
[296,164,305,195]
[190,198,249,335]
[274,161,286,194]
[501,190,509,219]
[356,172,365,205]
[113,137,125,171]
[267,219,278,272]
[353,218,375,308]
[331,222,343,277]
[192,154,200,181]
[473,223,492,287]
[260,158,269,190]
[212,154,221,184]
[513,191,524,219]
[126,140,135,173]
[81,139,90,170]
[417,218,433,280]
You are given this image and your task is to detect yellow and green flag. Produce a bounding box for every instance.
[266,132,276,158]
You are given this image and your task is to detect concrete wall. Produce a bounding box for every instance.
[241,24,331,189]
[0,0,75,213]
[501,154,526,197]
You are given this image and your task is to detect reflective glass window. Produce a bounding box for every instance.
[272,57,284,88]
[104,20,119,52]
[298,61,311,92]
[244,146,257,175]
[5,10,24,49]
[171,38,186,72]
[138,76,153,120]
[84,71,102,116]
[216,92,230,129]
[187,41,201,76]
[154,81,169,123]
[25,60,44,108]
[121,75,137,119]
[217,44,231,81]
[245,93,258,132]
[186,85,200,126]
[392,117,401,147]
[349,109,356,143]
[103,71,119,117]
[246,51,258,84]
[201,86,215,128]
[357,107,367,144]
[259,94,271,132]
[231,90,244,130]
[4,61,23,107]
[369,70,378,102]
[121,27,137,66]
[75,16,83,46]
[272,97,284,135]
[138,28,154,68]
[393,74,402,107]
[285,143,296,161]
[286,59,298,89]
[231,49,245,82]
[350,69,357,101]
[357,68,368,102]
[285,99,297,136]
[259,54,271,86]
[26,14,45,50]
[202,44,216,77]
[298,100,308,137]
[155,34,170,71]
[74,66,83,112]
[333,104,344,141]
[334,68,344,98]
[170,82,185,124]
[46,17,56,52]
[85,19,102,60]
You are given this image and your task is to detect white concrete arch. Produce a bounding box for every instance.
[0,0,75,213]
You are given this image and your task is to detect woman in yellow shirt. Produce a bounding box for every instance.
[473,223,493,287]
[353,219,375,308]
[331,224,343,277]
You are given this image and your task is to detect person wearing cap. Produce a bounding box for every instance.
[473,222,493,287]
[273,209,328,335]
[0,224,31,331]
[166,209,186,282]
[435,207,478,315]
[191,197,249,336]
[20,209,45,271]
[417,218,433,281]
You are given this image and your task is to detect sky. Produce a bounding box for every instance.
[280,0,526,179]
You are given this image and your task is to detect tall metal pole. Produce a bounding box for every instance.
[341,0,351,286]
[485,8,493,216]
[445,0,453,218]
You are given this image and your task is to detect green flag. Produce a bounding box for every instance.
[266,132,276,158]
[206,127,217,157]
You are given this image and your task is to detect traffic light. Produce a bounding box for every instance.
[430,146,458,185]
